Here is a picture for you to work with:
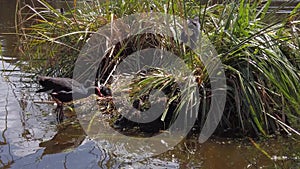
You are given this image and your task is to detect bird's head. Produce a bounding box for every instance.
[87,85,112,97]
[99,85,112,97]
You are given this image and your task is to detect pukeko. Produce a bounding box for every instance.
[36,76,112,121]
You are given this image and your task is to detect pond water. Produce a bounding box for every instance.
[0,0,299,168]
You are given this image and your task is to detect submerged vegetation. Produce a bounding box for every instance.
[17,0,300,137]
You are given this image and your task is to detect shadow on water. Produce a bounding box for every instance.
[0,0,299,168]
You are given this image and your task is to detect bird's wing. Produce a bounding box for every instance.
[49,77,85,93]
[37,76,87,94]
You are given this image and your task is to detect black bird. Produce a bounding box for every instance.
[36,76,108,121]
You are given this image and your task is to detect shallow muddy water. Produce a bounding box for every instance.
[0,0,299,168]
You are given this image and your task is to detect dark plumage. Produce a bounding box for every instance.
[99,85,112,97]
[36,76,106,121]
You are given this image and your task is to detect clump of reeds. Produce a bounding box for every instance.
[18,0,300,137]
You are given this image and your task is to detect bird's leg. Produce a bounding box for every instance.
[53,98,64,122]
[56,105,64,122]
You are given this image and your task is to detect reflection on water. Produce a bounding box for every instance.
[39,120,86,155]
[0,0,18,58]
[0,0,299,168]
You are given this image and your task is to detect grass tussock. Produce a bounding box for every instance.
[17,0,300,137]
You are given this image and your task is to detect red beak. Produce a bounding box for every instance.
[96,87,103,97]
